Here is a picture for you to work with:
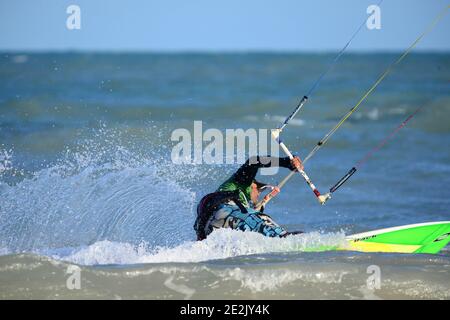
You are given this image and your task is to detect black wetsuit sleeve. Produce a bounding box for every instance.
[232,156,294,186]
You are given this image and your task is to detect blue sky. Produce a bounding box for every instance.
[0,0,449,51]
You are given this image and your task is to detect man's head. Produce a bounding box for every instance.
[250,180,267,204]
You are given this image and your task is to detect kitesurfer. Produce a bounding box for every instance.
[194,155,303,240]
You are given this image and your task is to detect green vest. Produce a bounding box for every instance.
[217,177,252,207]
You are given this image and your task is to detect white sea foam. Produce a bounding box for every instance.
[51,229,347,265]
[0,148,13,175]
[0,128,199,253]
[212,267,350,292]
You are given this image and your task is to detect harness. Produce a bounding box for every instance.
[194,190,248,241]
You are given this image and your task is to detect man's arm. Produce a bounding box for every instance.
[233,156,295,186]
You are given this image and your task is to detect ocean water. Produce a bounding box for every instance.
[0,52,449,299]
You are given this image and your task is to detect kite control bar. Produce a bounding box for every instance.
[271,129,331,206]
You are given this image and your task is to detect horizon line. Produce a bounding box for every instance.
[2,48,450,55]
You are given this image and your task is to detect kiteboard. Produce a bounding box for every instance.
[333,221,450,254]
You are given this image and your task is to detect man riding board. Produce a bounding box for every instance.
[194,155,304,240]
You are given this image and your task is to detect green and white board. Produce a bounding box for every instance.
[339,221,450,254]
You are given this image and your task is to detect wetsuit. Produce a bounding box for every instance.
[194,156,296,240]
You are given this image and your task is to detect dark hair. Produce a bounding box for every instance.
[252,179,267,190]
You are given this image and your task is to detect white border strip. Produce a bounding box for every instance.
[346,221,450,240]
